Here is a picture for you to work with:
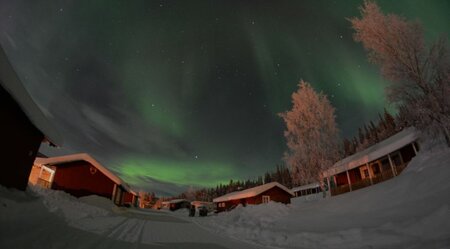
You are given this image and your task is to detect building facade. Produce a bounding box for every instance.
[213,182,294,212]
[323,128,419,196]
[33,153,138,207]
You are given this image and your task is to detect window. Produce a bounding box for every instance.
[218,202,225,208]
[262,195,270,203]
[363,169,369,178]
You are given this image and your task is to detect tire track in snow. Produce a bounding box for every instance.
[107,217,146,242]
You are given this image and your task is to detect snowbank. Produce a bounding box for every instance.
[0,185,265,248]
[195,148,450,248]
[79,195,116,211]
[1,148,449,248]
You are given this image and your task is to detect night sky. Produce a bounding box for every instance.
[1,0,448,196]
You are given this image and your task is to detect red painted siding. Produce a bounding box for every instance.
[122,191,134,204]
[51,161,115,199]
[0,84,43,190]
[216,186,292,212]
[348,168,362,184]
[335,172,348,186]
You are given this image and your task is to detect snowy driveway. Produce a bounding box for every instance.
[0,187,267,249]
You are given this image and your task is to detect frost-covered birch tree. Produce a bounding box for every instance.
[279,81,340,185]
[350,1,450,146]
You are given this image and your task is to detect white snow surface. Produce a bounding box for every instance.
[1,147,450,248]
[194,148,450,249]
[213,181,294,203]
[291,182,320,192]
[0,185,266,249]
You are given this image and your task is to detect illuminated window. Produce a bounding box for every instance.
[262,195,270,203]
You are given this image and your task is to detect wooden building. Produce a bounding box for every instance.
[291,182,321,197]
[33,153,138,207]
[290,182,324,205]
[213,182,294,212]
[323,128,419,196]
[168,199,190,211]
[190,200,214,212]
[0,45,62,190]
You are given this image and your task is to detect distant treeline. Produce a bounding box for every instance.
[341,108,401,157]
[176,164,292,202]
[171,109,408,202]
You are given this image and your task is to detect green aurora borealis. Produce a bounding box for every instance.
[0,0,448,195]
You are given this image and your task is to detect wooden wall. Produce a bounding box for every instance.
[216,186,292,212]
[0,84,43,190]
[51,160,115,199]
[122,191,134,205]
[28,165,41,185]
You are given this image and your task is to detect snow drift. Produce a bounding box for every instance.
[1,147,449,249]
[194,148,450,248]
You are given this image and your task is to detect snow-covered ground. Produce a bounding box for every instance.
[192,148,450,249]
[0,185,266,248]
[1,147,450,249]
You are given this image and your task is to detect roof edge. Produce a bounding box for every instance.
[0,45,63,146]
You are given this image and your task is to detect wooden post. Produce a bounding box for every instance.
[38,165,44,179]
[412,142,418,155]
[49,169,55,186]
[377,160,383,173]
[346,170,352,191]
[112,184,117,202]
[388,154,397,176]
[366,163,373,185]
[326,176,331,197]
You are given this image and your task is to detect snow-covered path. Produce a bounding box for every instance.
[0,187,267,249]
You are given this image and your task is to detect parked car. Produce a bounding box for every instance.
[198,205,208,217]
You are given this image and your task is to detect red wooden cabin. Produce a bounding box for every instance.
[0,45,62,190]
[213,182,294,212]
[34,153,138,207]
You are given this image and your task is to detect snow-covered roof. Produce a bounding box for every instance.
[291,182,320,193]
[323,128,419,177]
[34,153,131,192]
[0,45,63,146]
[213,182,294,203]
